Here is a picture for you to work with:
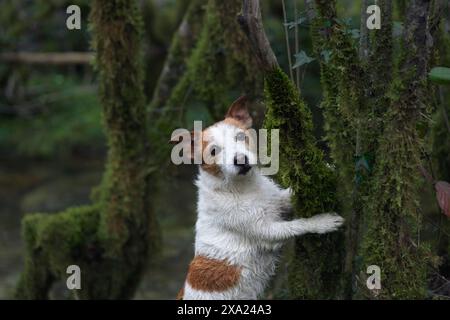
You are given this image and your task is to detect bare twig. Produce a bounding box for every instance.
[0,52,94,65]
[281,0,294,81]
[359,0,370,61]
[294,0,300,90]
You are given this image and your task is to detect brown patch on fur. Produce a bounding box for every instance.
[176,286,184,300]
[200,132,222,177]
[186,255,241,292]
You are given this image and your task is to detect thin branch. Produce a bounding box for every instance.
[0,52,94,64]
[281,0,294,81]
[294,0,300,90]
[359,0,370,61]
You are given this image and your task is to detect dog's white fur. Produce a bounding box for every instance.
[182,120,344,300]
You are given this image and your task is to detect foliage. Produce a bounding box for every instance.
[0,74,103,157]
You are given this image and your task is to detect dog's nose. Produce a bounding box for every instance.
[233,154,249,166]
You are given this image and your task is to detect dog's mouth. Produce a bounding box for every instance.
[238,165,252,175]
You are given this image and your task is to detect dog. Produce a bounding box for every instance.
[173,96,344,300]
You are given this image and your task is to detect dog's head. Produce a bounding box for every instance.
[172,96,257,179]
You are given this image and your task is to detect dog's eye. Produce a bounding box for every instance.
[236,132,246,142]
[210,145,221,156]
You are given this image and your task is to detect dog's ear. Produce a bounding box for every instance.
[225,96,252,128]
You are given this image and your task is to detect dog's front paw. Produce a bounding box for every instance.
[307,212,344,234]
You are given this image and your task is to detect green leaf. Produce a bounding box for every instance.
[293,51,315,69]
[429,67,450,85]
[349,29,360,39]
[393,21,403,38]
[320,50,331,63]
[284,17,307,29]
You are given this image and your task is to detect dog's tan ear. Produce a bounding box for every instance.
[225,96,252,128]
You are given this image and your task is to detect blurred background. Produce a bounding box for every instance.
[3,0,445,299]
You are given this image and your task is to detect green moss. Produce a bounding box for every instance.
[358,0,433,298]
[263,68,344,299]
[310,0,370,298]
[15,0,159,300]
[358,119,430,299]
[163,0,262,121]
[15,205,99,299]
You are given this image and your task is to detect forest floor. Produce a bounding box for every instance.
[0,155,196,299]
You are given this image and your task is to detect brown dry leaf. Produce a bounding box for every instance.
[435,181,450,217]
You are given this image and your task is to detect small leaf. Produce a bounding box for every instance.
[349,29,360,39]
[293,51,315,69]
[320,50,331,63]
[429,67,450,85]
[335,17,352,27]
[284,17,307,29]
[393,21,404,38]
[435,181,450,217]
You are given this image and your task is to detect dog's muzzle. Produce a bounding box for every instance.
[234,154,251,175]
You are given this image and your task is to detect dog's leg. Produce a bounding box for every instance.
[245,213,344,242]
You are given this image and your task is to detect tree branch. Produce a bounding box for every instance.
[237,0,278,72]
[0,52,94,65]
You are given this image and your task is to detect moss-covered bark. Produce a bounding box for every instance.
[264,68,344,299]
[358,0,433,299]
[239,0,344,299]
[148,0,206,113]
[164,0,262,122]
[309,0,374,298]
[431,9,450,287]
[15,0,159,299]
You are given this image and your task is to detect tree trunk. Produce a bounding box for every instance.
[163,0,263,123]
[15,0,159,299]
[239,0,344,299]
[358,0,433,299]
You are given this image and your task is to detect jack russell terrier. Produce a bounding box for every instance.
[172,96,344,300]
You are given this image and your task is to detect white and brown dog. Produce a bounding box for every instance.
[174,96,344,300]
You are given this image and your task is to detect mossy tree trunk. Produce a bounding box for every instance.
[239,0,344,299]
[358,0,433,299]
[161,0,263,122]
[307,0,439,299]
[15,0,159,299]
[431,1,450,288]
[148,0,206,113]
